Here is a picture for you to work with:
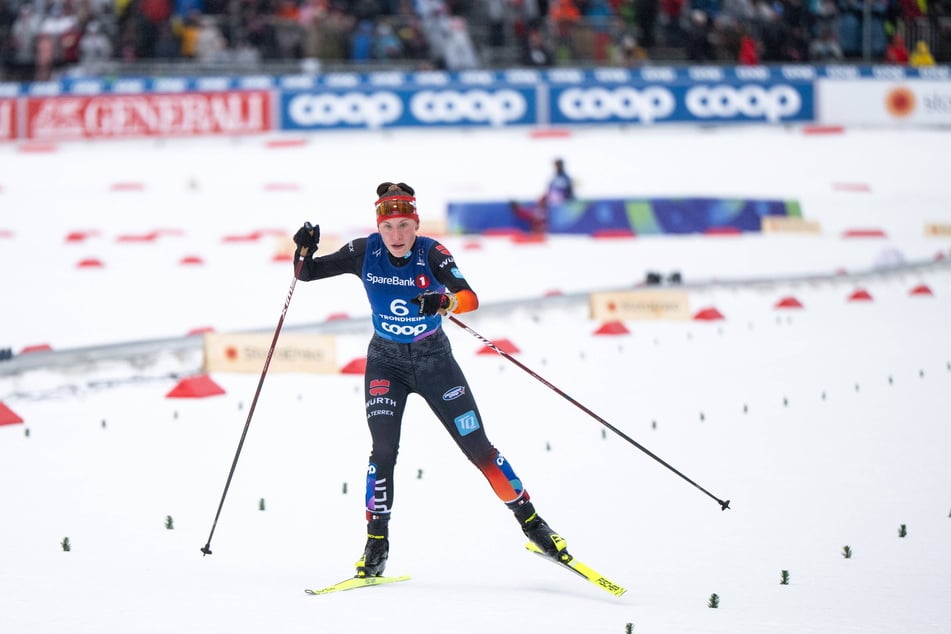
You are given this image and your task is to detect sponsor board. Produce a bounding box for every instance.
[0,99,14,141]
[925,223,951,237]
[762,216,822,234]
[24,90,272,140]
[818,80,951,126]
[280,86,537,130]
[589,289,691,321]
[549,80,814,125]
[203,332,337,374]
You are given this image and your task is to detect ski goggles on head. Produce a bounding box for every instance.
[375,195,419,225]
[375,195,416,217]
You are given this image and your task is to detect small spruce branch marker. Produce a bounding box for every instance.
[780,570,790,585]
[708,593,720,608]
[898,524,907,538]
[842,545,852,559]
[61,537,71,552]
[165,515,174,530]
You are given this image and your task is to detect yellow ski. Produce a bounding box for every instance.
[305,574,411,595]
[525,542,627,597]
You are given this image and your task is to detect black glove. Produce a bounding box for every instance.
[293,222,320,254]
[411,291,456,316]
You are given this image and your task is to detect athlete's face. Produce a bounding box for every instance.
[378,218,418,258]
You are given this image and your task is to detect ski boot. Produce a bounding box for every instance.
[355,514,389,578]
[511,499,567,558]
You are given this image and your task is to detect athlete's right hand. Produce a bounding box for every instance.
[293,222,320,253]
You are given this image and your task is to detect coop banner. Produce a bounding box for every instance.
[203,332,337,374]
[280,85,538,130]
[547,76,814,125]
[23,90,272,140]
[448,197,803,235]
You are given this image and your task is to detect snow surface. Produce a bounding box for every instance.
[1,125,950,633]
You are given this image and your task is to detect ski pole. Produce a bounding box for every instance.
[447,315,730,511]
[201,230,313,556]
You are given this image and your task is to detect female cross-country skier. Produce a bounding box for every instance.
[292,181,567,578]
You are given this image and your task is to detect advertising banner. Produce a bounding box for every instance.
[548,78,814,125]
[203,332,337,374]
[0,99,14,141]
[280,85,538,130]
[589,289,692,321]
[23,90,272,140]
[448,197,803,235]
[818,79,951,126]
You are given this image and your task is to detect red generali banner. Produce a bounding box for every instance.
[23,90,272,140]
[0,99,15,141]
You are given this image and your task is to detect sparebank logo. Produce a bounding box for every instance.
[410,89,526,125]
[557,87,676,123]
[685,85,802,122]
[287,91,402,128]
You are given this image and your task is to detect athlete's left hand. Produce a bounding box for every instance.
[412,291,456,316]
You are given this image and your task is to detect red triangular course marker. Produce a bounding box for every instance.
[476,339,520,355]
[0,402,24,426]
[340,357,367,374]
[594,321,630,335]
[693,307,725,321]
[909,284,933,296]
[165,375,226,398]
[775,296,804,309]
[848,289,873,302]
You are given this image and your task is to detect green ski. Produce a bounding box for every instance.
[525,542,627,597]
[305,574,411,595]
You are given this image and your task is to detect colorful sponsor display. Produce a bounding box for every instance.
[448,198,802,235]
[0,65,946,141]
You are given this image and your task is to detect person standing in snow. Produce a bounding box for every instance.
[291,181,567,578]
[546,158,575,207]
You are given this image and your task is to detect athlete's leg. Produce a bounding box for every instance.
[363,363,409,517]
[410,332,568,554]
[358,350,411,576]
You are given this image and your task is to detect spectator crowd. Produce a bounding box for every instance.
[0,0,947,82]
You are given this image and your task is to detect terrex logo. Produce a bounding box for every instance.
[369,379,390,396]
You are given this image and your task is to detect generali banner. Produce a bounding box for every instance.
[23,90,272,140]
[203,332,337,374]
[0,99,14,141]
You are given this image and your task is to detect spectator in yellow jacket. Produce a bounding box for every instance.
[909,40,935,67]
